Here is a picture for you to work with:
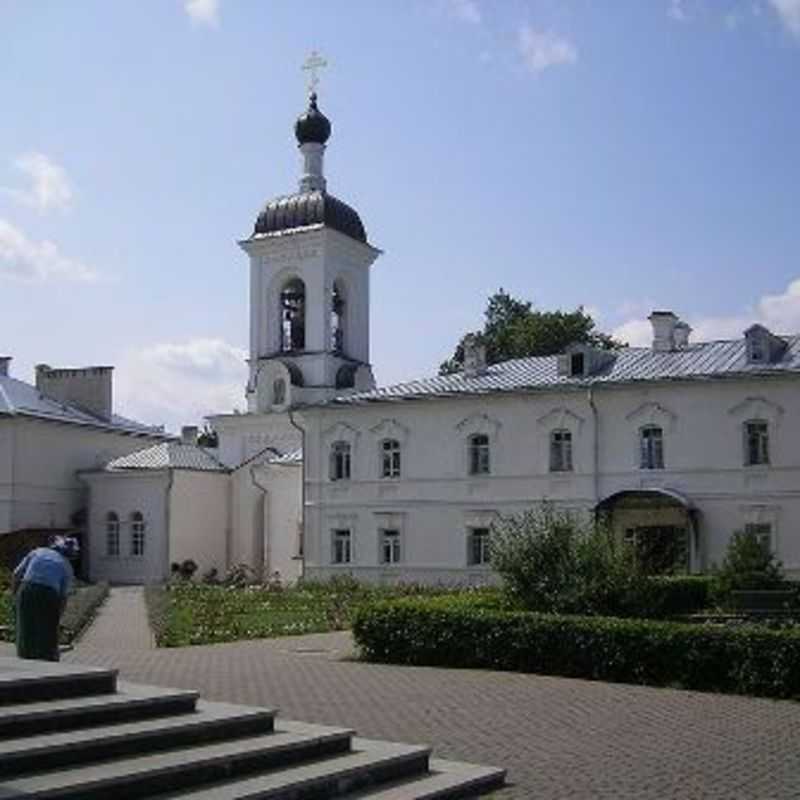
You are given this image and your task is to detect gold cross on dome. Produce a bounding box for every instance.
[302,50,328,94]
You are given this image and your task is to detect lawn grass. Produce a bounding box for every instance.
[146,579,496,647]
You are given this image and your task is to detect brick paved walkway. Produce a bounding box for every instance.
[51,590,800,799]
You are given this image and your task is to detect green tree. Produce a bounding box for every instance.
[439,289,624,375]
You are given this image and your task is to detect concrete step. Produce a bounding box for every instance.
[148,736,432,800]
[0,721,354,800]
[344,758,507,799]
[0,681,199,738]
[0,698,275,776]
[0,656,117,705]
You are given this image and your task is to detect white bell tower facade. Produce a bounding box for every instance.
[240,91,381,413]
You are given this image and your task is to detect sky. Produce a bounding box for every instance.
[1,0,799,432]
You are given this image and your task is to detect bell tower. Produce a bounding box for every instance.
[240,82,381,413]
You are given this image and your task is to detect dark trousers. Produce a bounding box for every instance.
[16,582,61,661]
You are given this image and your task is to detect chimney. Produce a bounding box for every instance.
[35,364,114,421]
[462,334,487,378]
[673,321,692,349]
[649,311,679,352]
[181,425,198,445]
[0,357,10,377]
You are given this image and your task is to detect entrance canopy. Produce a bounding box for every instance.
[595,487,696,513]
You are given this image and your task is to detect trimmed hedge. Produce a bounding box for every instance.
[617,575,713,619]
[352,596,800,699]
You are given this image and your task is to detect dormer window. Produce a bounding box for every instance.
[744,324,785,365]
[570,353,585,377]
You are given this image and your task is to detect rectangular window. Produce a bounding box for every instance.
[549,430,573,472]
[468,435,491,475]
[640,426,664,470]
[745,421,769,466]
[381,440,401,478]
[332,529,352,564]
[330,442,351,481]
[380,529,401,565]
[745,522,772,553]
[468,528,490,566]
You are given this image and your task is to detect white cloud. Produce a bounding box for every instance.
[612,278,800,346]
[770,0,800,37]
[184,0,220,27]
[116,338,247,431]
[1,152,73,213]
[0,218,97,282]
[444,0,481,25]
[518,25,578,74]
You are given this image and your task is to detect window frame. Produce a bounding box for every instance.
[467,433,491,476]
[380,529,401,565]
[744,419,770,467]
[639,425,664,470]
[105,512,120,558]
[329,440,352,482]
[549,429,573,473]
[130,511,145,557]
[467,527,490,567]
[380,438,401,479]
[744,522,773,553]
[331,528,352,565]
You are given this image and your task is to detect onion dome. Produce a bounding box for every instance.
[294,92,331,145]
[253,190,366,243]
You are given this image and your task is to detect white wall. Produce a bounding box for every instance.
[169,471,229,577]
[1,416,163,535]
[300,376,800,583]
[84,471,169,584]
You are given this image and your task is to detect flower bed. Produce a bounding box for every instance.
[353,595,800,699]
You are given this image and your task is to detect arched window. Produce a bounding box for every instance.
[273,378,286,406]
[468,434,491,475]
[130,511,146,556]
[280,278,306,352]
[550,429,573,472]
[106,512,120,557]
[336,364,357,389]
[639,426,664,470]
[381,439,401,479]
[330,441,351,481]
[331,280,345,354]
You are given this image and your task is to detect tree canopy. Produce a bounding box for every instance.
[439,289,625,375]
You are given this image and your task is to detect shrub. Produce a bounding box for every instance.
[490,505,643,616]
[353,596,800,699]
[618,575,714,619]
[714,529,784,599]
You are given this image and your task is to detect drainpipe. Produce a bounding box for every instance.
[249,465,269,581]
[587,383,600,510]
[163,469,174,583]
[288,407,306,579]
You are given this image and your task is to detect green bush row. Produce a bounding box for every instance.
[616,575,713,619]
[352,596,800,699]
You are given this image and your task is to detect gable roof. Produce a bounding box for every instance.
[332,336,800,406]
[105,442,227,472]
[0,374,164,436]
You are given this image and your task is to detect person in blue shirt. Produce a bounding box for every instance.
[12,537,76,661]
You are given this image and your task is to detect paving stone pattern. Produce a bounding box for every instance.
[22,587,800,798]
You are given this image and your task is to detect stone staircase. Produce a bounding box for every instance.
[0,656,505,799]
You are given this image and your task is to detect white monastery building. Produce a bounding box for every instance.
[79,88,800,585]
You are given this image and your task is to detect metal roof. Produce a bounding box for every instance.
[106,443,227,472]
[332,336,800,406]
[0,374,164,437]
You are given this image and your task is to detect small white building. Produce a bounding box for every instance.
[83,428,303,585]
[0,358,166,538]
